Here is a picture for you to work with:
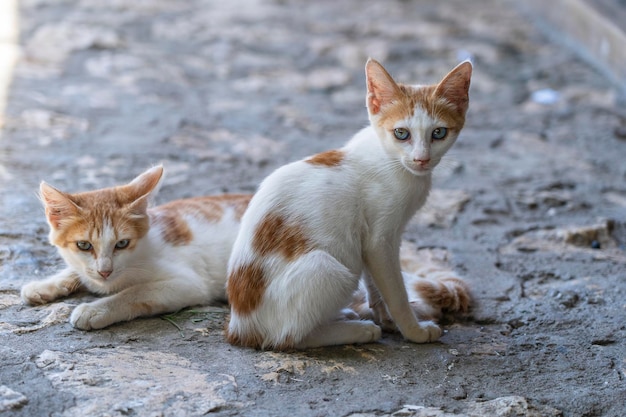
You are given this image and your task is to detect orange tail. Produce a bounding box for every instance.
[410,276,471,321]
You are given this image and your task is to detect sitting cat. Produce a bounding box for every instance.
[21,165,251,330]
[226,58,472,349]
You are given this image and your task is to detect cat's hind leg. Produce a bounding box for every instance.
[228,250,369,349]
[294,319,381,349]
[21,268,82,305]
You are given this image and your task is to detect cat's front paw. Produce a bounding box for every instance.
[402,320,442,343]
[356,321,382,344]
[21,281,64,305]
[370,302,398,333]
[70,303,112,330]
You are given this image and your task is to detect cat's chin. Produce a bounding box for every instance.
[401,163,431,177]
[82,273,116,293]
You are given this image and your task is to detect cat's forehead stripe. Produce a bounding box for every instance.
[380,84,465,131]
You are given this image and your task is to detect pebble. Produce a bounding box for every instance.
[0,386,28,411]
[530,88,560,105]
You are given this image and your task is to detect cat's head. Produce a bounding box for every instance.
[365,59,472,176]
[39,166,164,290]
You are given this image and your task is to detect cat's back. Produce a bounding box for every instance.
[250,127,378,209]
[149,194,251,248]
[234,129,386,265]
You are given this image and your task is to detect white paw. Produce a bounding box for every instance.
[358,321,382,344]
[70,303,112,330]
[21,281,60,305]
[402,320,442,343]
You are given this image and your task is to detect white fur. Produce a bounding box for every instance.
[228,127,450,348]
[68,211,240,330]
[21,168,242,330]
[227,59,471,349]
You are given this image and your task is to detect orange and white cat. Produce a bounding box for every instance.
[21,166,251,330]
[226,59,472,349]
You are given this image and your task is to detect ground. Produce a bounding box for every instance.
[1,0,625,416]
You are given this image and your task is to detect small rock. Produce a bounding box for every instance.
[508,318,525,329]
[553,290,579,308]
[0,385,28,411]
[467,396,562,417]
[26,23,122,64]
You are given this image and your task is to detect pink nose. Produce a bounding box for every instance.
[98,270,112,279]
[414,158,430,166]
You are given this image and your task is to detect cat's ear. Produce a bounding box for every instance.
[434,61,472,115]
[365,58,402,115]
[125,165,164,215]
[39,182,80,230]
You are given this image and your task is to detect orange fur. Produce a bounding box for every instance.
[25,166,255,330]
[150,210,194,245]
[305,149,345,167]
[413,276,471,313]
[252,213,312,261]
[149,194,252,245]
[227,261,267,316]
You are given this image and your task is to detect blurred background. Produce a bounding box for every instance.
[1,1,625,416]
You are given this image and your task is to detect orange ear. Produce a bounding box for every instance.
[124,165,164,216]
[365,58,402,115]
[39,182,80,230]
[434,61,472,115]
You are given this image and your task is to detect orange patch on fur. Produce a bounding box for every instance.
[47,188,151,249]
[149,194,253,246]
[413,277,471,313]
[377,84,466,133]
[252,213,312,260]
[227,261,267,316]
[305,149,345,167]
[150,210,193,245]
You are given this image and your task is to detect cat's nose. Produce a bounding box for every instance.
[98,270,112,279]
[414,158,430,166]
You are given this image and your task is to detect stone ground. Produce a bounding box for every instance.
[1,0,625,416]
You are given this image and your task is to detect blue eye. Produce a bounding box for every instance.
[115,239,130,249]
[431,127,448,140]
[393,128,411,141]
[76,241,92,251]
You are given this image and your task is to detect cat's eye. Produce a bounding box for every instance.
[431,127,448,140]
[115,239,130,249]
[76,241,92,251]
[393,128,411,141]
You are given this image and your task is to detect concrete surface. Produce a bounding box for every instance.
[1,0,625,416]
[519,0,626,94]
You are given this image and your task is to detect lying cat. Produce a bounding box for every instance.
[226,59,472,349]
[21,166,251,330]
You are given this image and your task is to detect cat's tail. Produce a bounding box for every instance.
[348,272,471,331]
[407,273,472,321]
